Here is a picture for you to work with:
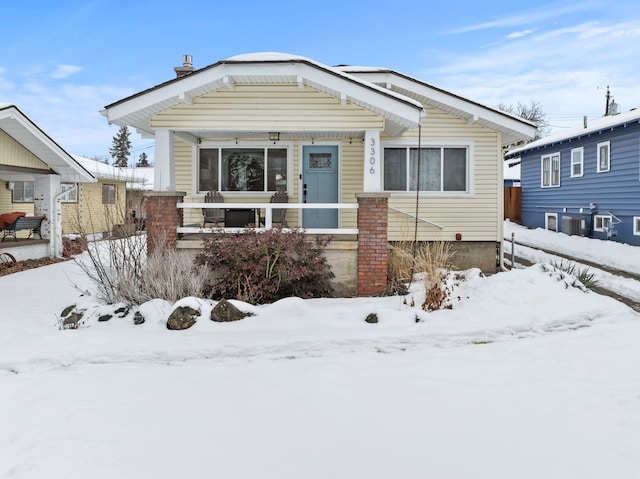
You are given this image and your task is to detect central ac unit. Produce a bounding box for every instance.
[562,216,586,236]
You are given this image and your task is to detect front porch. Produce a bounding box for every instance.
[0,238,49,261]
[145,191,390,297]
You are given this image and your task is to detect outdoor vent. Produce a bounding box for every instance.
[562,216,586,236]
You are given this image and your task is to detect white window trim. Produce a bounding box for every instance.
[545,212,558,232]
[570,147,583,178]
[11,180,35,203]
[597,141,610,173]
[60,182,78,203]
[541,152,561,188]
[196,141,293,197]
[633,217,640,236]
[594,214,612,232]
[381,139,474,197]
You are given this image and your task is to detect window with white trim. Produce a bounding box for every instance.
[633,217,640,236]
[541,153,560,187]
[198,147,288,193]
[570,147,583,177]
[383,146,468,192]
[11,181,34,202]
[594,215,612,232]
[545,213,558,232]
[60,182,78,203]
[597,141,610,172]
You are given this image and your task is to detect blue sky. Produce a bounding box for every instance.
[1,0,638,163]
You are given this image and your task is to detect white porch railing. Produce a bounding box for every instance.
[177,202,359,235]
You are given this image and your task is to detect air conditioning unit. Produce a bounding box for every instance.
[562,216,586,236]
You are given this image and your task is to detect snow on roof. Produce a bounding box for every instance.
[508,108,640,156]
[72,155,152,188]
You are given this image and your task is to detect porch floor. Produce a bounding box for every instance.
[0,238,48,249]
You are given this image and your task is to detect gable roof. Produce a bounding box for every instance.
[506,108,640,158]
[102,52,426,137]
[0,104,95,182]
[337,66,537,147]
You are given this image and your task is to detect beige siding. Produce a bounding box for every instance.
[61,181,127,235]
[384,106,502,242]
[151,85,384,132]
[0,129,50,170]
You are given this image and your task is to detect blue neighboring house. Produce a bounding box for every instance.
[505,108,640,246]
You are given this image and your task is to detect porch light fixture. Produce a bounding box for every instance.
[268,132,280,142]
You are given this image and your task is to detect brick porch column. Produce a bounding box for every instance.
[356,192,389,296]
[144,191,185,254]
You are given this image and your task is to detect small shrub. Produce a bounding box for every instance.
[194,228,334,304]
[546,259,598,290]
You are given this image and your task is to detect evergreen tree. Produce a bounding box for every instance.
[109,126,132,167]
[136,152,150,167]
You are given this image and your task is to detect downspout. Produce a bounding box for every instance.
[51,184,77,257]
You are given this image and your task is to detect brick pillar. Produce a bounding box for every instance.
[144,191,185,254]
[356,193,389,296]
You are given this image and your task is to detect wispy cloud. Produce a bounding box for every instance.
[420,19,640,130]
[506,29,536,39]
[447,2,600,34]
[51,64,83,79]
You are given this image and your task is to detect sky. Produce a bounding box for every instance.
[1,224,640,477]
[1,0,638,163]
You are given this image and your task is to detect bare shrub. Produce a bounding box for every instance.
[391,241,455,311]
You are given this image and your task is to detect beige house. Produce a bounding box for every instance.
[61,156,148,237]
[0,104,95,259]
[102,53,535,294]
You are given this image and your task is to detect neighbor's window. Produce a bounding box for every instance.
[570,147,583,177]
[545,213,558,232]
[541,153,560,187]
[634,217,640,236]
[594,215,612,232]
[12,181,34,202]
[383,146,468,192]
[597,141,610,172]
[60,182,78,203]
[102,183,116,204]
[198,147,288,193]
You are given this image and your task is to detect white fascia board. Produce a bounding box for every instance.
[347,70,535,139]
[0,106,95,182]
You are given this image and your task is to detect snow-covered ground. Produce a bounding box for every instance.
[1,227,640,479]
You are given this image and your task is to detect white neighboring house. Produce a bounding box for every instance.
[0,103,95,259]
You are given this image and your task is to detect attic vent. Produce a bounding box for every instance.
[174,54,195,78]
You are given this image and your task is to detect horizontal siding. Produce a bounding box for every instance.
[0,129,50,170]
[520,121,640,245]
[151,85,384,131]
[384,106,501,241]
[61,182,127,235]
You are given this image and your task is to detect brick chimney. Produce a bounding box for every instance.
[174,54,195,78]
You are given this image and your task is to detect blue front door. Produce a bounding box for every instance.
[302,145,339,228]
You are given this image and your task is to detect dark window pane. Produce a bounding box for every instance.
[443,148,466,191]
[267,148,287,191]
[199,149,219,192]
[383,148,406,190]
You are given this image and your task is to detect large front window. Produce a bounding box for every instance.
[383,146,468,192]
[199,147,288,192]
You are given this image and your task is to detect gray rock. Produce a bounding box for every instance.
[211,299,250,322]
[365,313,378,324]
[167,306,199,330]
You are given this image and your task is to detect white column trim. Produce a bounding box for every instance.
[363,130,382,192]
[154,129,175,191]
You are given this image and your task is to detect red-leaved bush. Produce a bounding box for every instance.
[194,228,334,304]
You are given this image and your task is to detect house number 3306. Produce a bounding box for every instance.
[369,137,376,175]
